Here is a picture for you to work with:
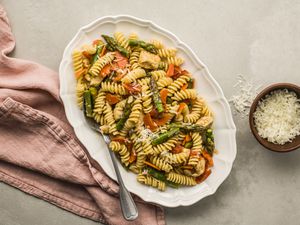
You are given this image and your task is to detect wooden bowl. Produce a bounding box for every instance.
[249,83,300,152]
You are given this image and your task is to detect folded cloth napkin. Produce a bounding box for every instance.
[0,5,165,225]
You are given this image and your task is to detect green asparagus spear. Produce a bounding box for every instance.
[166,96,172,104]
[128,39,157,54]
[150,77,164,113]
[147,167,166,181]
[184,141,193,149]
[151,127,180,145]
[204,129,215,155]
[83,90,93,118]
[102,35,129,58]
[168,123,206,133]
[187,78,194,89]
[89,87,98,105]
[91,44,104,65]
[116,99,132,131]
[146,168,180,188]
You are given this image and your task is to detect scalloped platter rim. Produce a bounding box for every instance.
[59,15,237,207]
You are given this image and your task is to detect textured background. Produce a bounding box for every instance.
[0,0,300,225]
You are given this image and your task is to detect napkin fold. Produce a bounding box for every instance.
[0,5,165,225]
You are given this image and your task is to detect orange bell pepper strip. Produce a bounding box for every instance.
[153,113,173,126]
[128,145,137,164]
[106,93,121,105]
[75,68,85,79]
[159,88,168,106]
[181,83,188,91]
[202,151,214,168]
[177,102,187,114]
[166,64,174,77]
[143,113,158,131]
[123,83,142,94]
[93,39,101,46]
[111,136,128,144]
[82,51,92,60]
[171,144,183,154]
[100,64,111,77]
[114,51,128,69]
[144,161,161,171]
[196,168,211,184]
[150,108,159,118]
[182,134,192,145]
[100,45,106,57]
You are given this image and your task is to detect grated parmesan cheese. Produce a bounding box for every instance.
[136,128,158,142]
[230,75,261,117]
[253,89,300,145]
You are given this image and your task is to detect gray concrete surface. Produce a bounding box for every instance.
[1,0,300,224]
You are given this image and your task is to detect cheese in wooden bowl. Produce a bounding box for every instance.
[249,83,300,152]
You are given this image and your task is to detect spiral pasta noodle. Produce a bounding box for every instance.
[188,133,203,166]
[184,97,204,123]
[141,84,153,113]
[101,81,128,95]
[76,77,87,109]
[109,141,130,166]
[93,91,106,116]
[128,33,138,40]
[167,172,197,186]
[152,137,178,155]
[157,48,177,58]
[129,48,141,70]
[137,174,166,191]
[150,70,166,81]
[114,32,130,52]
[172,89,197,101]
[72,50,84,78]
[166,56,184,66]
[149,39,164,49]
[103,103,118,135]
[121,68,146,83]
[149,156,173,172]
[157,77,173,90]
[167,74,191,96]
[89,52,114,77]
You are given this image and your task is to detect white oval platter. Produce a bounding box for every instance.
[59,15,237,207]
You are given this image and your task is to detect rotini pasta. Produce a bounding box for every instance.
[149,70,166,81]
[114,32,130,52]
[74,32,215,191]
[137,174,166,191]
[172,89,197,101]
[89,52,114,77]
[167,74,191,96]
[149,156,173,172]
[109,141,130,166]
[157,77,173,90]
[167,172,197,186]
[183,98,204,123]
[121,68,146,83]
[141,84,153,113]
[72,50,84,78]
[129,48,141,70]
[149,39,164,49]
[101,81,128,95]
[157,48,177,58]
[166,56,184,66]
[76,77,87,109]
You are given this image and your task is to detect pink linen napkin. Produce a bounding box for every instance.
[0,5,165,225]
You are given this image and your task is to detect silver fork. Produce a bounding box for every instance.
[83,101,138,220]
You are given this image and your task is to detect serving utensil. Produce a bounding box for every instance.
[83,99,138,220]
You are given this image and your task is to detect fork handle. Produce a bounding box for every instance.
[108,149,138,220]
